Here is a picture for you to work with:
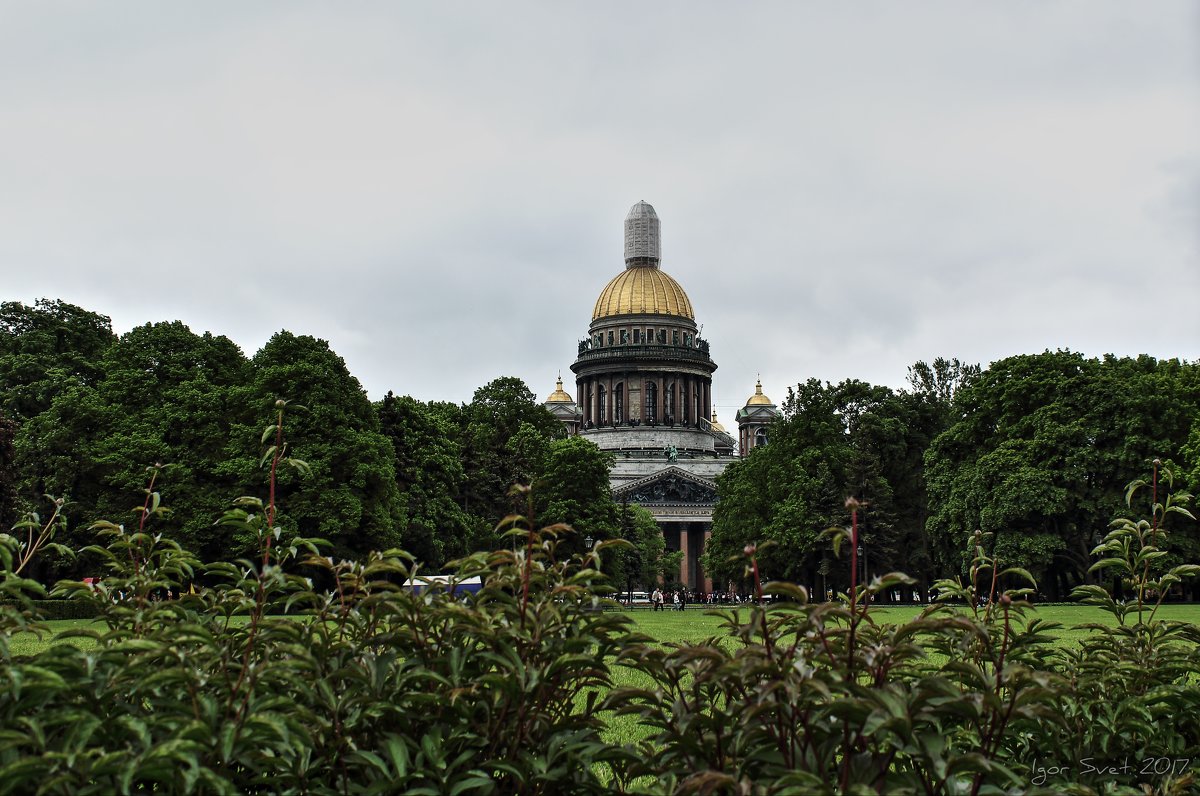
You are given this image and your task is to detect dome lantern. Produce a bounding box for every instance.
[624,201,661,266]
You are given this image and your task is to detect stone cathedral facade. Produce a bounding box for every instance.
[544,201,778,591]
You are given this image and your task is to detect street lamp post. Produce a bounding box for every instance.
[585,534,595,550]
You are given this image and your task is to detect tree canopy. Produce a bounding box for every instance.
[3,299,1198,602]
[924,351,1200,598]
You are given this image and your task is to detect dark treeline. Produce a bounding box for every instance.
[0,299,671,590]
[705,355,1200,601]
[3,299,1199,598]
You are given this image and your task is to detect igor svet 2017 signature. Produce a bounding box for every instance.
[1031,757,1193,786]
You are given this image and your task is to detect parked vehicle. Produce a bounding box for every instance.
[404,575,482,597]
[622,591,652,607]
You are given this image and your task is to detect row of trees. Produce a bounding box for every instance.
[0,299,671,590]
[4,299,1198,598]
[706,354,1200,600]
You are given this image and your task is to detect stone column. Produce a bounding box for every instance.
[703,528,713,593]
[679,526,690,589]
[606,375,613,425]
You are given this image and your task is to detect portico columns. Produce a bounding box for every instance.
[679,526,689,588]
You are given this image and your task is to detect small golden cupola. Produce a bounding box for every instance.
[546,374,573,403]
[746,379,773,406]
[737,378,780,453]
[544,373,580,436]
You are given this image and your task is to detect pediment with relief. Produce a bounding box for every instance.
[614,467,718,507]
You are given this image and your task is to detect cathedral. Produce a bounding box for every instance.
[544,201,779,591]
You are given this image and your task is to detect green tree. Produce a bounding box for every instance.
[706,379,849,592]
[536,436,617,553]
[14,321,251,561]
[458,376,565,541]
[376,391,474,567]
[707,374,951,599]
[0,299,115,422]
[241,332,402,559]
[924,351,1200,598]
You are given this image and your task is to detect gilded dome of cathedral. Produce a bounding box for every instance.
[592,267,695,321]
[591,200,696,321]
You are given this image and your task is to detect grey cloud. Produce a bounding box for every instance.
[3,2,1197,411]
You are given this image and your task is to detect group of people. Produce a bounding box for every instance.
[649,588,690,611]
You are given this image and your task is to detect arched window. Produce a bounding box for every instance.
[613,383,624,423]
[598,385,607,423]
[681,383,690,424]
[664,381,675,421]
[755,428,769,447]
[644,381,658,424]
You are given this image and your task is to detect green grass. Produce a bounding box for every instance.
[10,603,1200,658]
[5,618,101,656]
[626,602,1200,647]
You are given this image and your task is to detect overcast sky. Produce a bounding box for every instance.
[3,2,1197,416]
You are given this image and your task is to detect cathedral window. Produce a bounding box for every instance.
[614,383,623,423]
[633,329,641,344]
[620,329,628,345]
[644,381,658,424]
[598,385,607,423]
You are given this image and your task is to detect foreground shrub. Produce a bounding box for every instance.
[610,475,1199,795]
[0,411,637,794]
[0,410,1196,794]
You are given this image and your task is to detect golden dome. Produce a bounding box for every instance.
[592,267,694,321]
[746,379,773,406]
[546,375,573,403]
[710,412,726,433]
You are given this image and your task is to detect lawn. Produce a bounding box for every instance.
[624,602,1200,647]
[9,602,1200,657]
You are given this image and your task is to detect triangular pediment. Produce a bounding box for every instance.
[614,466,718,507]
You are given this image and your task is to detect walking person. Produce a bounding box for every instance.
[652,588,662,612]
